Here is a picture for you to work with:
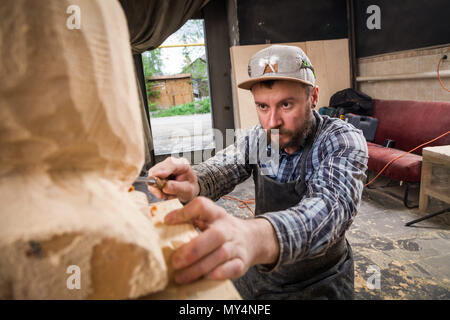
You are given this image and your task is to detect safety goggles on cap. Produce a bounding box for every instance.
[238,45,316,90]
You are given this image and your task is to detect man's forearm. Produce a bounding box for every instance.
[248,218,280,266]
[193,162,251,201]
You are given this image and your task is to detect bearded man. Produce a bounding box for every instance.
[148,45,368,299]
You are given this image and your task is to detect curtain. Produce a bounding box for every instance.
[133,53,154,172]
[119,0,210,172]
[119,0,210,54]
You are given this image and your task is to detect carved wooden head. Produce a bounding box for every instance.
[0,0,143,188]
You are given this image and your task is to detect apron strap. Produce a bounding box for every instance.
[295,111,323,194]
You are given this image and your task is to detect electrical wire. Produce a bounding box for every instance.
[222,131,450,210]
[221,195,255,216]
[437,56,450,92]
[366,55,448,186]
[365,131,450,187]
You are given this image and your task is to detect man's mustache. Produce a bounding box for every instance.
[267,128,293,136]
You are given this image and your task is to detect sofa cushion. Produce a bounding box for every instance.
[367,142,422,182]
[372,99,450,155]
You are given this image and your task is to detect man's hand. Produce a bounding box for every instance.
[164,197,280,284]
[147,157,200,204]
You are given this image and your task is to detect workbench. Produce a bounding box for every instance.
[406,145,450,226]
[419,145,450,212]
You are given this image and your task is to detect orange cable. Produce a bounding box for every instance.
[365,131,450,187]
[437,56,450,92]
[221,195,255,216]
[222,131,450,204]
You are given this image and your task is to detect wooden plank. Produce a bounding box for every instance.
[142,199,241,300]
[424,188,450,205]
[305,40,329,109]
[146,277,241,300]
[419,160,432,212]
[423,146,450,163]
[230,44,259,129]
[321,39,351,108]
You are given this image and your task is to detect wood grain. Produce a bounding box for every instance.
[142,199,241,300]
[0,0,167,299]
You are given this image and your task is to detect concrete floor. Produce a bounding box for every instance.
[215,174,450,300]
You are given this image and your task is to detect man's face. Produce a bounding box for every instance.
[252,80,318,154]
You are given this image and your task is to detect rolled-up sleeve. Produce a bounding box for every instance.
[257,127,368,272]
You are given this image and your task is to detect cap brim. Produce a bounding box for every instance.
[238,75,314,90]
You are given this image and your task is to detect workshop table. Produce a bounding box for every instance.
[407,145,450,226]
[419,145,450,211]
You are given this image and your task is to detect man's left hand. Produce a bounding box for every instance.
[164,197,279,284]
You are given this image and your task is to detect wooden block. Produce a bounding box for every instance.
[143,199,241,300]
[0,0,167,299]
[0,177,169,300]
[149,199,199,282]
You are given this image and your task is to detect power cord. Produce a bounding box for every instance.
[221,195,255,216]
[365,131,450,187]
[222,131,450,210]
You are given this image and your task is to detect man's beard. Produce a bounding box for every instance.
[268,106,314,151]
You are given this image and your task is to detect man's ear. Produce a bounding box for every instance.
[311,86,319,109]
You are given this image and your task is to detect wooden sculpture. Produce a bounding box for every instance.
[0,0,241,300]
[0,0,169,299]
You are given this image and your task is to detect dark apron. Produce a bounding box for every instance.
[232,112,355,300]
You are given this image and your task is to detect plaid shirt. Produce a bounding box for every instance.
[192,114,368,270]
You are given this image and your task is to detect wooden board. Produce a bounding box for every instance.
[141,199,241,300]
[230,39,350,129]
[145,278,241,300]
[423,145,450,163]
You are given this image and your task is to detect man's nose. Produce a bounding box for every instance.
[267,108,282,129]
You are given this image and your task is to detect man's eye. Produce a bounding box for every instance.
[257,104,268,110]
[282,102,291,108]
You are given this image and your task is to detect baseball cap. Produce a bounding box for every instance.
[238,45,316,90]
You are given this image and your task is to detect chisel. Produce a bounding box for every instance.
[135,175,173,190]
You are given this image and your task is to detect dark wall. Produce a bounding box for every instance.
[237,0,348,45]
[355,0,450,58]
[202,0,235,150]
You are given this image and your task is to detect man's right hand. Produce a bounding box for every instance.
[147,157,200,204]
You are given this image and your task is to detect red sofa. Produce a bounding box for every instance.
[367,99,450,183]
